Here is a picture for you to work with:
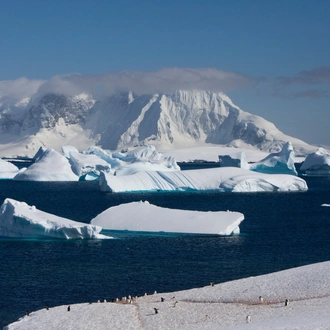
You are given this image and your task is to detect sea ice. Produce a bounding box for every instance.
[13,148,78,181]
[99,167,308,193]
[0,198,110,239]
[91,201,244,235]
[249,142,297,175]
[300,147,330,176]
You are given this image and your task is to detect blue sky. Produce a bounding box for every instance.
[1,0,329,145]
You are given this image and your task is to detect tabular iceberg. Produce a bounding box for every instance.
[249,142,297,175]
[0,198,110,239]
[13,148,78,181]
[99,167,308,193]
[91,201,244,235]
[300,147,330,176]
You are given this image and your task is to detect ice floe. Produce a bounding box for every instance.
[91,201,244,235]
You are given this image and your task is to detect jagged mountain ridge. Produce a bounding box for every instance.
[0,90,315,157]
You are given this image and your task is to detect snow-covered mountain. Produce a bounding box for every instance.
[0,89,316,157]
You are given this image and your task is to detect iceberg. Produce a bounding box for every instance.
[300,147,330,176]
[218,152,249,169]
[0,198,110,239]
[13,148,78,181]
[249,142,297,175]
[91,201,244,235]
[63,147,111,180]
[86,144,180,175]
[0,158,26,179]
[99,167,308,193]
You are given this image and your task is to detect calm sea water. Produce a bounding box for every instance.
[0,174,330,327]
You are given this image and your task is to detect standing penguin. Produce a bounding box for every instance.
[67,306,70,312]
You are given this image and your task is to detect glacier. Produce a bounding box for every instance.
[0,88,317,158]
[300,147,330,176]
[248,142,298,175]
[91,201,244,235]
[99,167,308,193]
[0,198,110,239]
[13,148,78,181]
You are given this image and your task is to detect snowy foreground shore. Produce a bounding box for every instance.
[5,261,330,330]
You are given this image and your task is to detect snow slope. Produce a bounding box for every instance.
[0,88,317,158]
[5,261,330,329]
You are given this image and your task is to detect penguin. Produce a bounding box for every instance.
[259,296,264,304]
[285,299,289,306]
[161,297,165,302]
[26,310,29,316]
[246,315,251,323]
[154,308,159,314]
[67,306,70,312]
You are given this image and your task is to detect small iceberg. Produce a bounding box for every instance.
[0,198,110,239]
[14,148,78,181]
[300,147,330,176]
[91,201,244,235]
[249,142,297,175]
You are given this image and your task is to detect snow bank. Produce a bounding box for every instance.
[5,261,330,329]
[300,147,330,176]
[99,167,308,193]
[91,201,244,235]
[0,198,110,239]
[249,141,297,175]
[13,148,78,181]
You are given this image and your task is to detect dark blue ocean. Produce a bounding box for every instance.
[0,172,330,327]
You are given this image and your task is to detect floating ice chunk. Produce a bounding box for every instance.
[249,142,297,175]
[321,204,330,207]
[91,201,244,235]
[66,150,111,180]
[218,152,249,169]
[0,158,25,179]
[99,167,308,193]
[0,198,110,239]
[86,144,180,175]
[13,148,78,181]
[300,147,330,176]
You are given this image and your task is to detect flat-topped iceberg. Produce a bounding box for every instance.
[99,167,308,193]
[249,142,297,175]
[0,198,110,239]
[13,148,78,181]
[300,147,330,176]
[91,201,244,235]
